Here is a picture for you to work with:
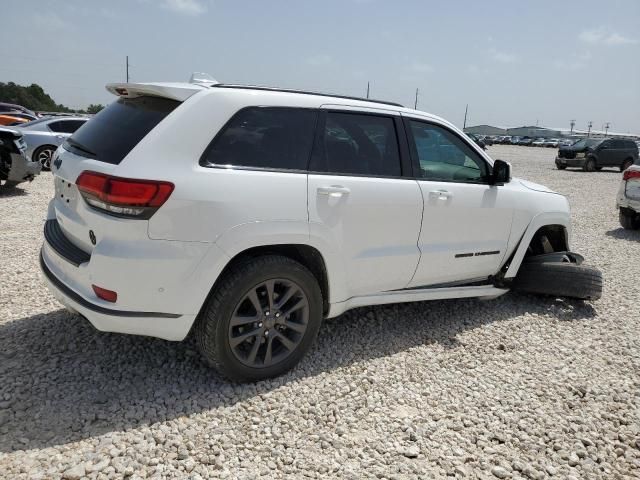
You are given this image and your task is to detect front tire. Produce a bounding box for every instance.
[619,208,640,230]
[556,163,567,170]
[512,261,602,300]
[33,145,56,171]
[195,255,323,382]
[583,158,596,172]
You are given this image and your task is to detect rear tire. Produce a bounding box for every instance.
[33,145,56,171]
[512,261,602,300]
[621,158,634,172]
[619,208,640,230]
[583,158,596,172]
[195,255,323,382]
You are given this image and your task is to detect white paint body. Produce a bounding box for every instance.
[616,165,640,214]
[41,83,571,340]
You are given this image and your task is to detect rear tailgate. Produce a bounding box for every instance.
[50,94,182,253]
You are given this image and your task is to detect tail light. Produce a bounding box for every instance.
[76,171,174,219]
[92,285,118,303]
[623,169,640,181]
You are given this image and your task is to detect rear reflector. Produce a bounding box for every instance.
[92,285,118,303]
[76,171,174,219]
[623,169,640,181]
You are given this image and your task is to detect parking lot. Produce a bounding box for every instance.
[0,145,638,478]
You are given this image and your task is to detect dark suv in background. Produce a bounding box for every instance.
[556,138,639,172]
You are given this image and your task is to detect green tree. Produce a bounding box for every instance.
[86,104,105,114]
[1,81,107,115]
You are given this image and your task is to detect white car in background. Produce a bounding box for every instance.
[40,78,602,381]
[617,162,640,229]
[19,117,88,170]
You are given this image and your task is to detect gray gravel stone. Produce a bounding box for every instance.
[491,465,510,478]
[61,464,85,480]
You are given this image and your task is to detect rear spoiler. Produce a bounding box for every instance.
[105,82,208,102]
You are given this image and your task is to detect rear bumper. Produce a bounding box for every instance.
[555,156,585,168]
[616,192,640,213]
[40,248,196,340]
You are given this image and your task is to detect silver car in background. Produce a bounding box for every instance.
[19,117,88,170]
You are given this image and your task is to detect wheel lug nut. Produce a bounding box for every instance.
[275,312,280,317]
[258,322,263,327]
[264,330,269,336]
[265,311,270,316]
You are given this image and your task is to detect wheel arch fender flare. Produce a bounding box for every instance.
[503,212,572,279]
[211,221,345,311]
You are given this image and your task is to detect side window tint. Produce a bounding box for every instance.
[310,112,401,176]
[54,120,85,134]
[48,121,64,133]
[67,120,86,133]
[203,107,317,170]
[409,121,489,183]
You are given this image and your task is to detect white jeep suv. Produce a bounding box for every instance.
[41,80,602,381]
[617,162,640,229]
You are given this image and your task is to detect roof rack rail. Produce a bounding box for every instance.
[211,84,404,108]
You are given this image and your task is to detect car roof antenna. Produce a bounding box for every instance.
[189,72,219,85]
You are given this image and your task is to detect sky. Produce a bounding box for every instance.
[3,0,639,133]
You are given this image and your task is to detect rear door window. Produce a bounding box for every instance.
[50,119,86,134]
[48,121,66,133]
[64,96,180,164]
[201,107,317,170]
[310,112,401,176]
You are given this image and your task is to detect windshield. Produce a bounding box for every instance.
[571,138,602,149]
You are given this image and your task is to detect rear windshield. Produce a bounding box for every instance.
[64,96,180,164]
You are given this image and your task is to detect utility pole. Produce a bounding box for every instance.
[463,104,468,130]
[604,122,610,137]
[366,81,370,99]
[126,56,130,83]
[570,119,575,134]
[414,88,419,109]
[587,121,593,138]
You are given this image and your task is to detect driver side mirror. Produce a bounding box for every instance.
[492,159,511,185]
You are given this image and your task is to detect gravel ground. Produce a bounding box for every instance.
[1,145,638,479]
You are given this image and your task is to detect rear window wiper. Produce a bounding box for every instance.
[65,138,97,158]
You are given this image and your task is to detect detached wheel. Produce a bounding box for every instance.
[619,208,640,230]
[621,158,634,172]
[583,158,596,172]
[195,255,323,382]
[513,261,602,300]
[34,145,56,171]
